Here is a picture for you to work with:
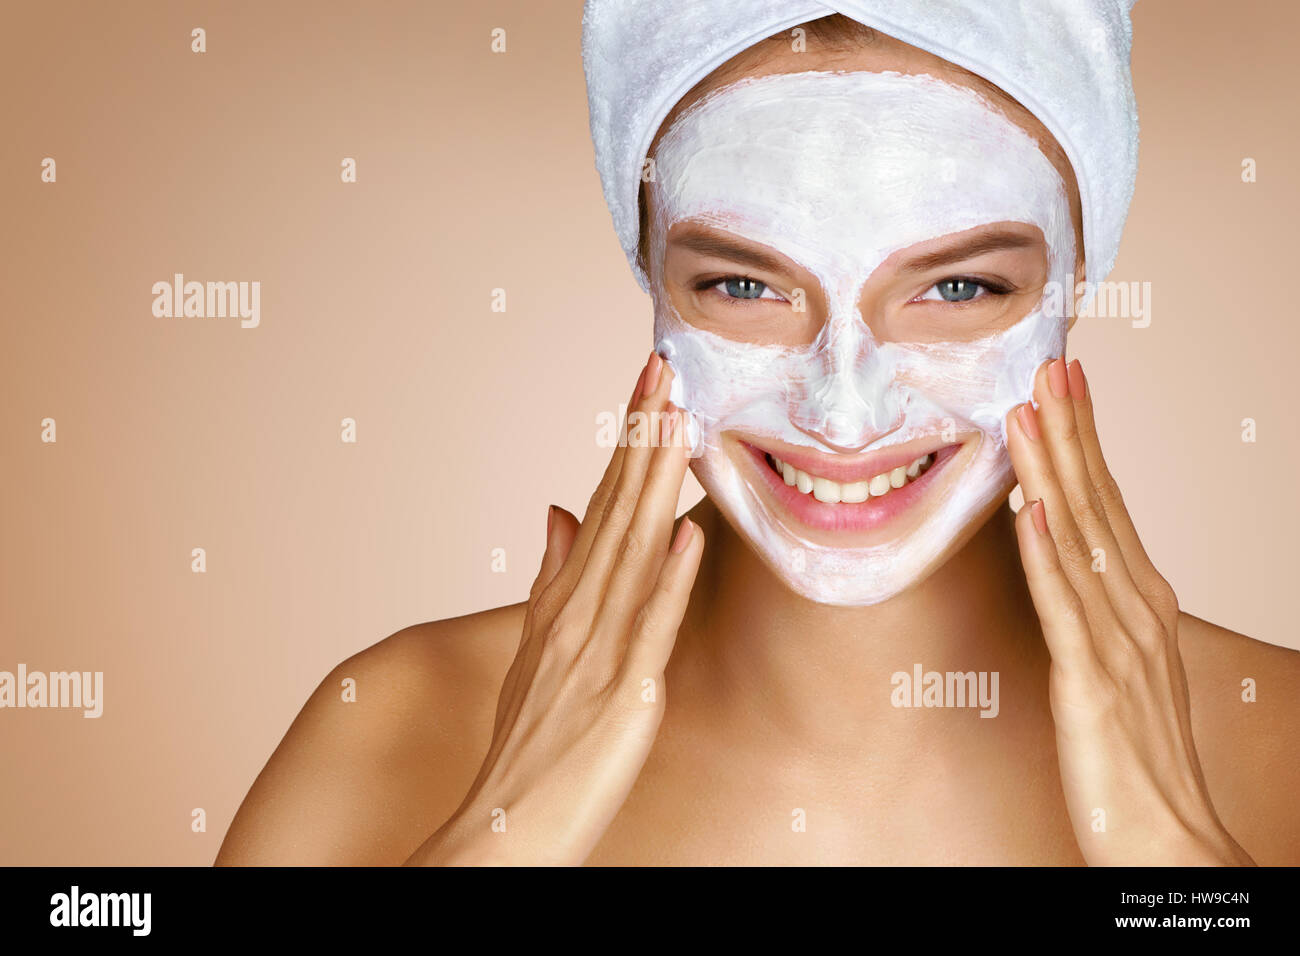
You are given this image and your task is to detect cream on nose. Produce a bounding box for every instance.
[790,309,899,450]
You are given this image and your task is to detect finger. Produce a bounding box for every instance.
[517,505,581,662]
[1032,358,1151,627]
[568,355,676,609]
[1013,499,1102,679]
[544,353,651,597]
[530,505,580,604]
[593,404,692,639]
[1006,389,1118,635]
[506,504,581,714]
[1062,359,1179,626]
[621,516,704,683]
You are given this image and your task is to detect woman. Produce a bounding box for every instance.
[216,3,1300,865]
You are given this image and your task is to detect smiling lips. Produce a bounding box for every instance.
[740,439,961,536]
[771,451,935,503]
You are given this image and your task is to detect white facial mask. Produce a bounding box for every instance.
[647,71,1076,606]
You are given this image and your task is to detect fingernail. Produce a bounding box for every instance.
[1016,402,1040,442]
[546,504,554,540]
[1048,357,1069,399]
[1030,499,1048,536]
[643,351,664,397]
[671,517,694,554]
[1067,359,1087,402]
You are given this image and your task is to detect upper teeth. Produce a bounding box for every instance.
[770,453,934,503]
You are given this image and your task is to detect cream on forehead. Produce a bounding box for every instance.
[643,71,1077,607]
[650,69,1074,298]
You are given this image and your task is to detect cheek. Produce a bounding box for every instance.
[893,305,1066,438]
[659,325,796,456]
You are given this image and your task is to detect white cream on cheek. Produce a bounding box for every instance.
[647,71,1076,606]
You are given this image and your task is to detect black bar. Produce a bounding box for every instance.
[0,865,1286,942]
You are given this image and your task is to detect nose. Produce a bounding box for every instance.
[789,307,902,452]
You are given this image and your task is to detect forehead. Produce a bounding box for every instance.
[642,28,1084,264]
[650,71,1073,289]
[652,29,1076,193]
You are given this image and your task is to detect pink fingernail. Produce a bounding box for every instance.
[1016,403,1040,442]
[546,505,555,541]
[643,351,663,396]
[1048,358,1069,399]
[1067,359,1087,402]
[1030,499,1048,536]
[671,517,694,554]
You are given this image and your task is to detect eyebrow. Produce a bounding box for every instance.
[671,225,1042,276]
[895,230,1040,274]
[670,230,789,274]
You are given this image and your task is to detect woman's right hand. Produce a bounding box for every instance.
[404,352,703,866]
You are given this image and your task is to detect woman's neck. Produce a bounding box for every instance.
[671,495,1051,750]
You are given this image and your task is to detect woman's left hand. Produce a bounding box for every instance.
[1005,357,1254,866]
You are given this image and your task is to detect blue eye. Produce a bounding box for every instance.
[722,277,768,299]
[915,277,1013,303]
[935,278,981,302]
[919,277,1010,303]
[699,276,787,303]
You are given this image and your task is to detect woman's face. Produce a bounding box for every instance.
[644,41,1085,606]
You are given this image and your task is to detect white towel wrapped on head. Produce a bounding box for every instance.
[581,0,1139,294]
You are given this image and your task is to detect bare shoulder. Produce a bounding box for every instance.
[215,602,525,865]
[1177,611,1300,864]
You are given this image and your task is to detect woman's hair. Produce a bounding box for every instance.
[797,13,880,48]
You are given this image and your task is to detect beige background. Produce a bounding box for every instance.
[1,0,1295,865]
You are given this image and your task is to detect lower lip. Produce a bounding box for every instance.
[741,441,961,536]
